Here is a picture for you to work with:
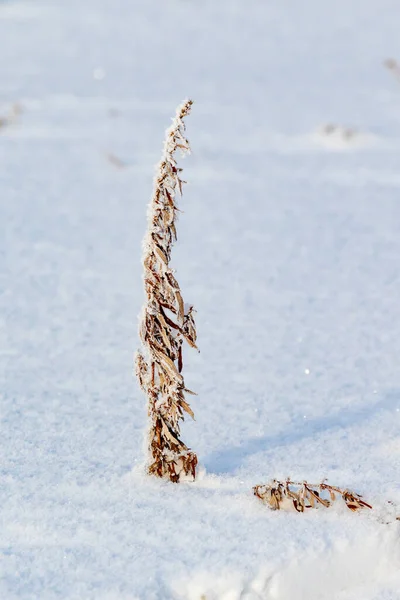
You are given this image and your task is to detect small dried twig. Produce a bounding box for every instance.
[135,99,198,483]
[106,152,128,169]
[384,58,400,83]
[253,479,372,513]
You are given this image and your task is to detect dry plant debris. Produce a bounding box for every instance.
[0,103,22,130]
[106,152,128,169]
[384,58,400,83]
[320,123,358,139]
[135,99,198,483]
[254,480,372,513]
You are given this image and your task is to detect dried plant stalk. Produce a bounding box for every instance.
[135,99,198,483]
[254,479,372,513]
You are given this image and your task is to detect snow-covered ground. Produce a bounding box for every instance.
[1,1,400,598]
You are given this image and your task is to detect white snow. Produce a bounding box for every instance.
[1,0,400,598]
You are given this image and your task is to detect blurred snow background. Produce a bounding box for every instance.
[1,0,400,598]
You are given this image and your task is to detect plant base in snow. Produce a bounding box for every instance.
[253,480,372,513]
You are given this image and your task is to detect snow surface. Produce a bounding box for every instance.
[1,0,400,598]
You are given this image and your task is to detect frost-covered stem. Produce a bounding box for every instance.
[135,100,198,483]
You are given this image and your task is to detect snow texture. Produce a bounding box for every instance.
[1,0,400,598]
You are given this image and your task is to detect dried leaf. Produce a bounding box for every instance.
[184,388,198,396]
[153,348,180,379]
[159,302,177,315]
[164,187,175,208]
[180,399,195,419]
[170,222,177,241]
[308,487,330,508]
[175,290,185,322]
[160,308,181,331]
[178,345,183,373]
[159,322,172,353]
[183,331,198,349]
[161,419,180,445]
[153,245,168,265]
[327,488,336,502]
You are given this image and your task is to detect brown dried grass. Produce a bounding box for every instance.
[135,100,198,483]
